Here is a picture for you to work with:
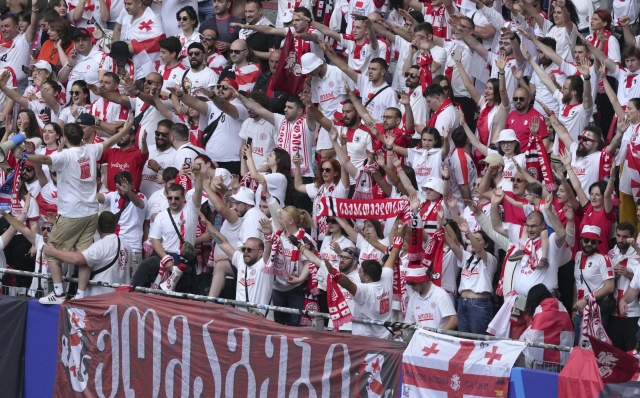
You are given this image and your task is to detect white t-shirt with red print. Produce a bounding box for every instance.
[102,191,147,252]
[405,284,457,328]
[574,252,614,301]
[458,251,497,294]
[148,200,198,255]
[352,267,393,339]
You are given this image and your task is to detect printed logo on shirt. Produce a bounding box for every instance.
[379,297,390,315]
[461,268,479,277]
[328,81,334,88]
[416,165,432,176]
[319,92,336,102]
[572,166,586,176]
[417,313,435,322]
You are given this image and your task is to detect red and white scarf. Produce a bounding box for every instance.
[327,270,354,329]
[353,162,378,200]
[392,252,406,305]
[496,244,518,296]
[262,229,306,278]
[240,172,261,192]
[522,238,541,271]
[476,103,494,147]
[36,182,58,217]
[234,62,262,92]
[525,133,556,191]
[421,228,445,286]
[11,152,27,215]
[312,183,335,240]
[417,52,433,93]
[427,98,453,128]
[317,197,412,223]
[580,292,612,349]
[277,116,311,175]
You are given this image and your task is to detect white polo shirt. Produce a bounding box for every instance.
[66,47,103,96]
[332,124,373,184]
[183,66,218,96]
[234,251,274,317]
[352,267,393,339]
[311,64,347,121]
[407,88,427,139]
[0,33,30,81]
[405,284,457,328]
[339,35,377,73]
[609,246,640,317]
[148,200,199,254]
[239,117,277,169]
[570,142,602,195]
[129,96,171,148]
[574,252,614,301]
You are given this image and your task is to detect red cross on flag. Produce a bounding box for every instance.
[621,142,640,198]
[402,329,525,397]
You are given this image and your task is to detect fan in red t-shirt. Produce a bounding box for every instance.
[98,124,150,191]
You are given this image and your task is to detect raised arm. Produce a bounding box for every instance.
[230,89,275,125]
[577,32,617,74]
[525,46,561,95]
[196,210,237,258]
[497,51,512,108]
[539,100,574,149]
[604,167,615,214]
[619,16,637,48]
[204,177,239,223]
[230,22,287,37]
[518,29,563,66]
[332,130,359,178]
[461,110,488,156]
[576,57,593,111]
[310,20,341,41]
[101,114,134,150]
[335,217,359,242]
[457,16,489,61]
[24,7,38,44]
[167,88,208,115]
[543,196,567,247]
[519,2,545,32]
[599,62,625,119]
[559,150,589,207]
[454,52,482,104]
[318,41,359,83]
[489,191,509,238]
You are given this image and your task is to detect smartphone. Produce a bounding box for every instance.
[452,45,464,62]
[244,137,252,160]
[185,157,192,169]
[22,65,32,77]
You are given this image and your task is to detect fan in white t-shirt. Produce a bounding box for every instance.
[42,211,132,298]
[325,235,405,339]
[403,263,458,329]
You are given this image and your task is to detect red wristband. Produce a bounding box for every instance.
[392,236,404,249]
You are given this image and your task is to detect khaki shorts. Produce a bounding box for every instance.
[44,214,99,263]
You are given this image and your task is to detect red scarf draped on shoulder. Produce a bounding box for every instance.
[421,228,445,286]
[427,98,452,127]
[418,52,433,93]
[476,103,494,147]
[263,229,306,277]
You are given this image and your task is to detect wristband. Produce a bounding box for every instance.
[61,62,69,70]
[392,236,404,249]
[442,176,450,180]
[395,167,403,173]
[160,255,173,267]
[331,268,342,279]
[583,76,591,81]
[547,111,554,117]
[386,145,393,151]
[176,91,184,97]
[497,71,505,75]
[298,243,306,252]
[264,233,273,242]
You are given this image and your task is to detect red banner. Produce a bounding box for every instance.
[54,292,405,397]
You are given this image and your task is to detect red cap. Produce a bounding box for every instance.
[222,78,239,91]
[25,161,35,167]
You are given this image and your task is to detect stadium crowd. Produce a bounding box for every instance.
[2,0,640,361]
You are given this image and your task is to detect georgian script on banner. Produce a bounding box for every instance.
[317,197,411,220]
[54,292,405,397]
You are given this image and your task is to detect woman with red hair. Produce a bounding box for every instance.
[293,156,349,245]
[586,10,620,138]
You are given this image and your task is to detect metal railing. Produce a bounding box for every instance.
[0,268,572,358]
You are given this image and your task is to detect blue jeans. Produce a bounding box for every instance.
[271,286,306,326]
[198,0,214,22]
[457,297,493,335]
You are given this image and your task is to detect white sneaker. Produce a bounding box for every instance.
[39,292,66,305]
[160,264,186,292]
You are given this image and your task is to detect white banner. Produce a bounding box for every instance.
[402,330,525,397]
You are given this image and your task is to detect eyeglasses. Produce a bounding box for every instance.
[525,192,540,197]
[320,168,333,173]
[339,255,355,261]
[145,79,162,85]
[188,51,202,57]
[404,72,419,78]
[155,131,169,137]
[512,97,527,102]
[525,222,543,229]
[382,115,396,119]
[41,225,53,232]
[216,84,231,91]
[511,177,524,183]
[241,247,258,253]
[70,90,82,96]
[581,238,599,245]
[167,196,182,201]
[578,135,596,143]
[23,167,34,172]
[201,34,216,40]
[441,85,450,91]
[229,49,245,54]
[177,16,191,21]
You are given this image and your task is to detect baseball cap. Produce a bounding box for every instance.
[480,153,505,166]
[281,11,293,23]
[221,78,239,91]
[76,113,96,127]
[300,53,323,75]
[422,176,444,194]
[33,60,52,73]
[230,187,255,206]
[72,27,91,40]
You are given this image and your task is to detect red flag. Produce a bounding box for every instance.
[270,30,306,95]
[588,336,640,384]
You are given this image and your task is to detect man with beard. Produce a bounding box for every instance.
[550,112,624,195]
[140,120,177,197]
[217,40,262,92]
[182,43,218,96]
[404,65,427,145]
[529,38,567,116]
[505,86,549,151]
[98,121,149,192]
[97,171,146,276]
[527,49,594,155]
[306,99,372,184]
[240,0,278,72]
[88,73,129,136]
[239,91,277,169]
[608,222,640,351]
[200,28,227,76]
[573,225,615,345]
[424,84,459,144]
[21,160,41,197]
[58,28,102,97]
[253,50,287,114]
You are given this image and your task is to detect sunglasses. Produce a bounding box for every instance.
[441,85,450,91]
[145,79,162,85]
[578,135,596,143]
[581,238,599,245]
[177,16,191,21]
[167,196,182,201]
[512,97,527,102]
[188,51,202,57]
[41,225,53,232]
[23,167,34,172]
[155,131,169,137]
[404,72,419,78]
[229,49,245,54]
[216,84,231,91]
[320,168,333,173]
[201,34,216,40]
[70,90,82,96]
[241,247,258,253]
[511,177,524,183]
